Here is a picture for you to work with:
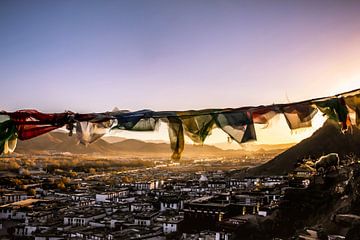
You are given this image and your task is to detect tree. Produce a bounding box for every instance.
[70,184,80,191]
[13,179,23,186]
[68,170,77,177]
[121,176,131,183]
[8,161,20,171]
[57,182,66,191]
[21,168,30,176]
[27,188,36,196]
[61,177,71,184]
[89,168,96,174]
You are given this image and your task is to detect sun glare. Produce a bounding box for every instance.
[332,76,360,94]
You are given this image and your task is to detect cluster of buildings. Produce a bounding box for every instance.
[0,158,318,240]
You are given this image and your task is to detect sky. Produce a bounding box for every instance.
[1,1,360,146]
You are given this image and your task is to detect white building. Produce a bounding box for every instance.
[64,209,106,226]
[163,217,183,234]
[0,207,27,220]
[0,199,49,220]
[134,211,159,226]
[130,181,156,190]
[95,189,129,203]
[130,202,154,212]
[208,181,227,189]
[35,237,64,240]
[14,225,38,237]
[229,179,251,189]
[2,191,29,204]
[216,232,231,240]
[159,196,183,212]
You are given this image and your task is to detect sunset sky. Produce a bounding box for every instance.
[1,1,360,146]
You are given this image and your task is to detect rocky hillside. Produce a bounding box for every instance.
[244,120,360,176]
[233,162,360,239]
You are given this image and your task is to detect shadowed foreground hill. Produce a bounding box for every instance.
[245,120,360,176]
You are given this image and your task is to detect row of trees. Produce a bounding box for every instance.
[0,157,155,173]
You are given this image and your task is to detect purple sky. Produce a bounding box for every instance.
[1,1,360,113]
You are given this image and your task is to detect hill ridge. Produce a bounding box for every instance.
[245,120,360,175]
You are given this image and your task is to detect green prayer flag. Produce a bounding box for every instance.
[0,120,18,154]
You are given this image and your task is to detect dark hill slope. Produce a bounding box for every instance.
[246,120,360,175]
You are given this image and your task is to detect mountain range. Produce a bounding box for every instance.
[14,131,291,158]
[14,132,219,157]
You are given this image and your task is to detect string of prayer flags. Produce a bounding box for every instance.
[112,110,158,131]
[178,111,215,144]
[345,94,360,127]
[0,120,18,154]
[252,107,279,125]
[7,110,71,140]
[76,120,113,145]
[167,116,184,160]
[214,111,256,143]
[281,103,318,130]
[315,97,350,131]
[1,88,360,158]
